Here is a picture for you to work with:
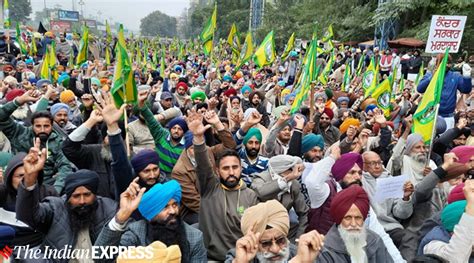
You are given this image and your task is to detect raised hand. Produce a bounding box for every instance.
[373,108,386,127]
[137,89,150,109]
[276,110,291,127]
[186,109,211,137]
[403,181,414,201]
[329,145,341,160]
[16,90,41,105]
[294,114,305,130]
[247,111,262,126]
[290,230,324,263]
[203,110,220,125]
[23,138,47,187]
[116,177,146,224]
[98,92,126,127]
[234,229,261,263]
[89,109,103,124]
[441,152,459,171]
[457,117,467,130]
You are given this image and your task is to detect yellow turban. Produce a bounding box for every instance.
[339,118,361,134]
[241,200,289,236]
[117,241,181,263]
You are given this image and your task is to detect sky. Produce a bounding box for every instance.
[30,0,190,31]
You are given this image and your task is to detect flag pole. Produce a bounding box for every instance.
[121,76,131,158]
[425,104,439,167]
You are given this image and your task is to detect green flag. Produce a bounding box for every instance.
[236,32,253,70]
[199,4,217,56]
[253,31,275,68]
[111,24,137,107]
[3,0,10,29]
[15,23,27,55]
[76,25,89,66]
[281,32,295,61]
[372,76,392,117]
[412,49,449,143]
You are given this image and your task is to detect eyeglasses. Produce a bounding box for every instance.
[260,236,287,250]
[364,161,383,167]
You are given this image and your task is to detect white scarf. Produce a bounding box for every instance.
[401,155,436,185]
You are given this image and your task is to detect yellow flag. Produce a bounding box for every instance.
[253,31,275,68]
[363,58,378,97]
[371,76,392,117]
[236,32,253,70]
[412,49,449,143]
[281,32,295,61]
[200,4,217,56]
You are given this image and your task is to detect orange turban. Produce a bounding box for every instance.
[339,118,360,134]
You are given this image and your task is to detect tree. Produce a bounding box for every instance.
[140,10,177,38]
[10,0,32,23]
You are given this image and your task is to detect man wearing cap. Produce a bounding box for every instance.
[251,155,309,239]
[188,109,259,261]
[0,91,73,193]
[172,110,236,224]
[312,105,340,147]
[16,144,116,261]
[316,185,392,262]
[138,91,187,177]
[234,111,269,186]
[0,152,57,249]
[95,180,207,262]
[226,200,324,262]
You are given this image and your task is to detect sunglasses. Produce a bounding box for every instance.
[260,236,287,250]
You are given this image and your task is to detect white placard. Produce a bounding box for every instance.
[374,175,408,203]
[425,15,467,53]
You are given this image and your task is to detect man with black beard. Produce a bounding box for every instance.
[62,107,121,199]
[301,134,325,163]
[16,141,116,262]
[50,103,77,139]
[95,179,207,262]
[189,109,259,261]
[0,90,73,193]
[236,125,269,186]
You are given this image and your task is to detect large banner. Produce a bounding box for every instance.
[425,15,466,53]
[50,20,71,33]
[58,10,80,22]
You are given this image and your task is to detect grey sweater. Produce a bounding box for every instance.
[194,142,259,261]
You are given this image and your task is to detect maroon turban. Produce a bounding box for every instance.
[450,146,474,164]
[322,108,334,120]
[330,185,370,225]
[331,152,363,181]
[176,82,188,92]
[5,89,25,102]
[223,88,237,97]
[447,183,465,204]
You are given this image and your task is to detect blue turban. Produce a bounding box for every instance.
[277,80,286,87]
[223,75,233,82]
[441,200,466,232]
[289,51,298,58]
[131,149,160,174]
[302,134,325,153]
[337,96,350,105]
[58,73,70,87]
[365,104,377,113]
[166,117,188,134]
[36,79,51,88]
[25,58,34,65]
[243,127,262,145]
[139,180,182,221]
[174,65,182,72]
[284,93,296,105]
[241,85,252,95]
[50,103,70,117]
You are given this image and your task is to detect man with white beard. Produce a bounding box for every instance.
[317,185,393,262]
[387,133,437,185]
[226,200,324,262]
